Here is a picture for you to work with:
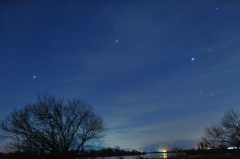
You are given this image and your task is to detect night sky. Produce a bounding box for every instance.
[1,0,240,151]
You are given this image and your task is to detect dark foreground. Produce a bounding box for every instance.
[0,149,240,159]
[169,153,239,159]
[167,149,240,159]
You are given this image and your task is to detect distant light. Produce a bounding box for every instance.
[216,7,219,10]
[33,76,36,79]
[159,148,167,153]
[191,57,195,61]
[162,149,167,153]
[116,40,118,43]
[228,147,239,149]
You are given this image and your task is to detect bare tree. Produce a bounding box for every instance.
[202,108,240,149]
[200,136,218,149]
[1,92,107,157]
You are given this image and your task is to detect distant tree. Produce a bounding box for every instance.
[115,145,121,151]
[202,108,240,149]
[0,91,108,157]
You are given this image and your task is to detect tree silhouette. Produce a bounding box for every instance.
[1,92,107,157]
[202,108,240,149]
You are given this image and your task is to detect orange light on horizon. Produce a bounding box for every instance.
[162,148,167,153]
[158,148,167,153]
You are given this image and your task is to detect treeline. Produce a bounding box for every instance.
[85,147,144,157]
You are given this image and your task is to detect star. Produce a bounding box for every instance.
[191,57,195,61]
[33,76,36,79]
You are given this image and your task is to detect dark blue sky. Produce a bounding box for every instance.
[1,0,240,151]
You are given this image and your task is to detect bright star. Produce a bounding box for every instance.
[191,57,195,61]
[33,76,36,79]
